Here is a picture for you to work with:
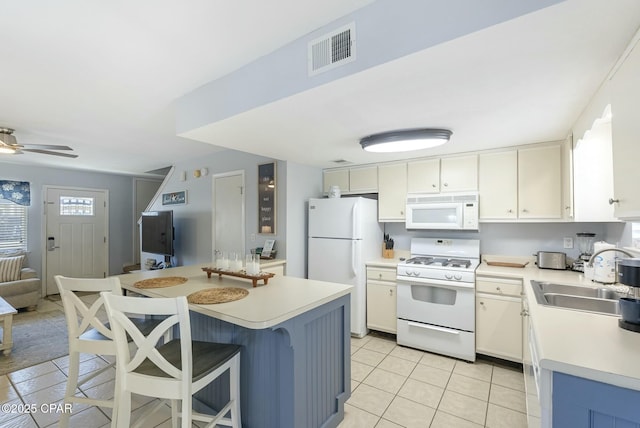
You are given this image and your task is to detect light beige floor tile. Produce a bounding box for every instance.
[389,345,424,363]
[127,399,173,427]
[351,344,361,355]
[375,419,403,428]
[8,361,60,384]
[362,368,407,395]
[12,370,67,397]
[351,360,376,382]
[485,403,528,428]
[489,383,526,413]
[0,381,19,403]
[378,355,417,377]
[363,337,396,355]
[438,390,487,425]
[30,397,89,428]
[352,348,387,367]
[0,397,27,426]
[397,378,443,409]
[446,373,490,401]
[418,352,456,372]
[351,336,372,349]
[382,396,435,428]
[52,353,99,371]
[430,410,483,428]
[338,403,380,428]
[491,365,525,392]
[453,360,493,382]
[0,412,37,428]
[409,363,451,388]
[351,379,360,392]
[58,406,111,428]
[74,366,116,390]
[347,383,395,417]
[21,380,81,407]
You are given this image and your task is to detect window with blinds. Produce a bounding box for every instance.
[0,199,27,251]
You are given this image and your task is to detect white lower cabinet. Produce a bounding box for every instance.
[366,266,397,334]
[475,276,523,362]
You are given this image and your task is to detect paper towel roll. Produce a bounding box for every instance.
[593,241,616,283]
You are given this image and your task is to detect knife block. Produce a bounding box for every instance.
[382,243,394,259]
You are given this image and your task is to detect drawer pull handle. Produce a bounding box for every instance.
[407,322,460,335]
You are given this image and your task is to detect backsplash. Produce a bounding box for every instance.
[382,221,629,259]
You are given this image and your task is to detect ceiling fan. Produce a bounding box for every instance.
[0,128,78,158]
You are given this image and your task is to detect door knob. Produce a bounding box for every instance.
[609,198,619,205]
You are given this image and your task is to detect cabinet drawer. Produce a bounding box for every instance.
[366,267,396,282]
[476,277,522,296]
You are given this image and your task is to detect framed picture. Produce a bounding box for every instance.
[162,190,187,205]
[262,239,275,258]
[258,162,276,234]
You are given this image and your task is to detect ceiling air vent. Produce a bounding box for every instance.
[308,22,355,76]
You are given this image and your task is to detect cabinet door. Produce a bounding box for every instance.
[611,39,640,219]
[476,294,523,362]
[349,166,378,193]
[323,169,349,194]
[478,151,518,219]
[366,280,397,333]
[407,158,440,193]
[518,145,562,219]
[441,154,478,192]
[378,163,407,221]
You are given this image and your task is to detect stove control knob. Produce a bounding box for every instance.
[454,274,462,281]
[445,273,453,280]
[413,271,420,277]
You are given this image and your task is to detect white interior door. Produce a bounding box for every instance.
[213,172,245,259]
[44,187,108,295]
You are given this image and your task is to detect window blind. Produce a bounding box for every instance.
[0,199,27,251]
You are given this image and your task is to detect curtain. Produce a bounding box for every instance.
[0,180,31,206]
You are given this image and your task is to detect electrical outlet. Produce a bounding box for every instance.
[563,237,574,249]
[250,233,256,242]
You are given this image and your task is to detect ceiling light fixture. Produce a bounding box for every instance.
[360,128,452,153]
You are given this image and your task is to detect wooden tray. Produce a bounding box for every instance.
[486,261,529,268]
[202,267,275,287]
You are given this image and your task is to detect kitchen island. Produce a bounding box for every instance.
[477,261,640,428]
[118,265,352,428]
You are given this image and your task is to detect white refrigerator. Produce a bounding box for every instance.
[308,197,383,337]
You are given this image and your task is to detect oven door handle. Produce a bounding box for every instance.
[407,321,460,335]
[397,277,475,289]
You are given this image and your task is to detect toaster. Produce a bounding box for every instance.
[535,251,567,270]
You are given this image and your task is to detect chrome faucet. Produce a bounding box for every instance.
[587,248,635,267]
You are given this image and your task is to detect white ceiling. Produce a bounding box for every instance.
[1,0,639,175]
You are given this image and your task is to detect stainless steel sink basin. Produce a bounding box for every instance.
[531,280,622,316]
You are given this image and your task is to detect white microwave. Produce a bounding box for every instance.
[405,192,479,230]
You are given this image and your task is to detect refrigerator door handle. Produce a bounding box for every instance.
[352,200,358,239]
[351,240,357,277]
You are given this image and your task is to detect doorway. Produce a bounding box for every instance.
[212,171,245,259]
[43,186,108,295]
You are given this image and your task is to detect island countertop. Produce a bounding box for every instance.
[117,265,352,330]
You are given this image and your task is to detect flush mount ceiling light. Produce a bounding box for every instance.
[360,128,452,153]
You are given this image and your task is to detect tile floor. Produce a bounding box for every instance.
[1,297,527,427]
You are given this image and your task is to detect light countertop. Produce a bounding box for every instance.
[366,250,410,268]
[477,261,640,392]
[117,265,350,330]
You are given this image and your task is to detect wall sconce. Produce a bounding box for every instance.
[193,170,201,178]
[193,168,209,178]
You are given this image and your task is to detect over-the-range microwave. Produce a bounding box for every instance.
[405,192,479,230]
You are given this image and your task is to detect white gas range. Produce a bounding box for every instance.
[396,238,480,362]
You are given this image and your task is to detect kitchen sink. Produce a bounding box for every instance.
[531,280,622,316]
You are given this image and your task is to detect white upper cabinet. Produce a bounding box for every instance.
[479,150,518,220]
[440,154,478,192]
[573,108,617,222]
[378,163,407,221]
[323,166,378,195]
[407,158,439,193]
[349,166,378,193]
[518,144,563,219]
[407,154,477,194]
[610,38,640,219]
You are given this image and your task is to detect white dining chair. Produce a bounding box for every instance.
[54,275,165,427]
[102,292,242,428]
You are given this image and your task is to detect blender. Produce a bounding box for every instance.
[572,232,596,272]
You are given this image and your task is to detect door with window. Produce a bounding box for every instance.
[44,187,108,295]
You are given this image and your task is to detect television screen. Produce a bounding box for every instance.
[141,211,174,256]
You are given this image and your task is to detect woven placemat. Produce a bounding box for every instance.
[187,287,249,304]
[134,276,188,289]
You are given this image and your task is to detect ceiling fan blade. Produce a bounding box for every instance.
[20,144,74,150]
[22,148,78,158]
